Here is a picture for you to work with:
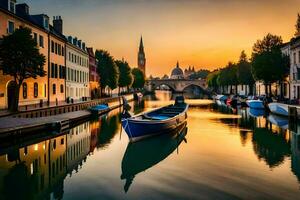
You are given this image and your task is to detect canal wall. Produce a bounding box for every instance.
[0,94,134,137]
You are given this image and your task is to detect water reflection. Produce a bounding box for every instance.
[0,109,121,200]
[1,91,300,199]
[121,123,188,193]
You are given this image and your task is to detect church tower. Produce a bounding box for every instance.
[138,36,146,75]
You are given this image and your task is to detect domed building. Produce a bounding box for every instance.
[170,61,184,79]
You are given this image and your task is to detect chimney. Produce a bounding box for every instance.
[53,16,63,34]
[16,3,29,16]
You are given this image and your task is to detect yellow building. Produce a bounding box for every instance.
[0,1,66,109]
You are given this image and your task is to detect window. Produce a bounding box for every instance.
[51,63,55,78]
[39,35,44,48]
[7,21,14,34]
[33,33,38,45]
[60,84,64,93]
[22,83,27,99]
[51,41,54,53]
[69,52,71,61]
[53,84,56,95]
[34,83,38,98]
[8,0,16,13]
[55,43,58,54]
[55,64,58,78]
[294,53,297,64]
[58,44,61,55]
[62,46,64,56]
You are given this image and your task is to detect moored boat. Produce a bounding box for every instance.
[267,114,289,129]
[268,103,289,117]
[121,96,189,142]
[89,104,110,115]
[246,100,265,109]
[249,108,265,117]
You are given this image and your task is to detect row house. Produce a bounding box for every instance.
[87,47,100,99]
[66,36,90,102]
[0,0,67,109]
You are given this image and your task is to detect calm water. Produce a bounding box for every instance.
[1,91,300,200]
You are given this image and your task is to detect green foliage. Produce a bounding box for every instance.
[0,27,46,111]
[252,33,283,55]
[95,50,119,92]
[115,60,133,88]
[251,34,289,85]
[0,27,46,83]
[132,68,145,89]
[207,71,219,89]
[189,69,210,80]
[237,51,255,85]
[217,62,238,86]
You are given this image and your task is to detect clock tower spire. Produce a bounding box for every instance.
[138,36,146,75]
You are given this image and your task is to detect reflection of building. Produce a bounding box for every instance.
[66,36,90,102]
[67,122,91,175]
[170,61,184,79]
[0,134,67,199]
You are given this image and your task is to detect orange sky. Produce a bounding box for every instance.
[24,0,300,77]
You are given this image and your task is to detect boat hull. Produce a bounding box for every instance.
[246,100,265,109]
[122,106,188,142]
[268,103,289,117]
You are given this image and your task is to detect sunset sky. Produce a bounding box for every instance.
[22,0,300,77]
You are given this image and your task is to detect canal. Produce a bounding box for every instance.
[0,91,300,200]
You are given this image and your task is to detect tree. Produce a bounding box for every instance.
[217,62,238,94]
[237,51,255,95]
[189,69,210,80]
[207,71,219,92]
[115,59,133,94]
[295,13,300,37]
[132,68,145,89]
[251,34,289,96]
[95,50,119,96]
[0,27,46,112]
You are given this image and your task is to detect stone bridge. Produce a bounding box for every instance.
[145,79,208,93]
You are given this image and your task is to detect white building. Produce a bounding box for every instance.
[288,37,300,100]
[66,36,90,102]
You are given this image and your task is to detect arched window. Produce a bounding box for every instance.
[53,84,56,95]
[34,83,38,98]
[60,84,64,93]
[22,83,27,99]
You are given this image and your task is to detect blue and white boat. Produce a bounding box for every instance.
[267,114,289,129]
[89,104,110,115]
[246,100,265,109]
[122,96,189,142]
[268,103,289,117]
[249,108,265,118]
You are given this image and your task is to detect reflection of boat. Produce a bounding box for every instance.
[122,96,188,142]
[121,123,188,192]
[249,108,265,117]
[89,104,110,115]
[246,100,264,109]
[267,114,289,129]
[268,103,289,117]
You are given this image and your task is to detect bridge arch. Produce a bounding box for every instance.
[152,82,176,92]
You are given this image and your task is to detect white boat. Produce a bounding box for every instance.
[215,95,227,101]
[246,100,265,109]
[268,103,289,117]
